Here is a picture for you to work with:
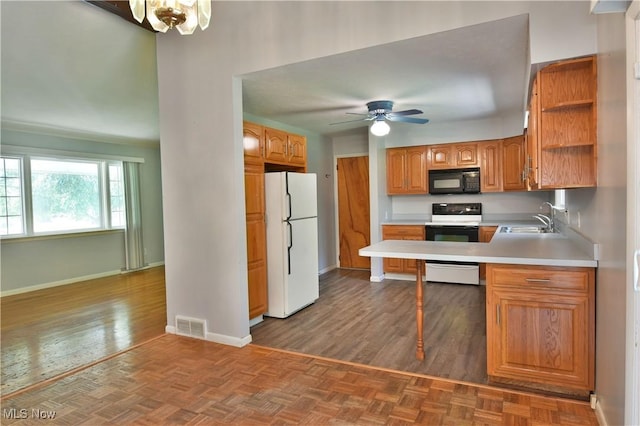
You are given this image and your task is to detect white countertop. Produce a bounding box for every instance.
[360,225,598,268]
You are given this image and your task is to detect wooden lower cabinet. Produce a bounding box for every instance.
[381,225,425,274]
[486,264,595,396]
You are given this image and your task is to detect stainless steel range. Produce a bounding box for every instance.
[425,202,482,285]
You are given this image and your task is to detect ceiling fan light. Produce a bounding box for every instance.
[370,120,390,136]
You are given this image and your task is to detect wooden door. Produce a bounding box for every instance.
[337,156,370,269]
[428,144,453,169]
[455,143,478,167]
[287,134,307,166]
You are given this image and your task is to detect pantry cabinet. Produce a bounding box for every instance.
[486,264,595,396]
[244,163,268,318]
[243,121,308,320]
[386,146,428,195]
[530,55,597,189]
[381,225,425,274]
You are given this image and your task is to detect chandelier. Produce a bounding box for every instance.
[129,0,211,35]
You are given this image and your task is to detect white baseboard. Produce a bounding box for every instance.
[594,398,608,426]
[370,273,385,282]
[319,264,337,274]
[166,325,252,348]
[1,261,165,297]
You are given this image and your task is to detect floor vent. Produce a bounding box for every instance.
[175,316,206,339]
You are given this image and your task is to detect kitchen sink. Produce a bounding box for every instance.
[499,225,553,234]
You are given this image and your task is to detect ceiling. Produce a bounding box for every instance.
[242,14,530,137]
[1,2,530,144]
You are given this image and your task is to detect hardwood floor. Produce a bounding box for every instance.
[0,266,167,396]
[1,334,598,425]
[0,267,598,424]
[251,268,488,385]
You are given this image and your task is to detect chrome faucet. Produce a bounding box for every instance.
[533,201,556,232]
[533,214,552,231]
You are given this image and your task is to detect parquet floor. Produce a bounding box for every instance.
[0,334,598,425]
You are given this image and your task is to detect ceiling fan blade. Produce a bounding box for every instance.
[329,118,369,125]
[387,109,424,117]
[345,112,370,116]
[387,116,429,124]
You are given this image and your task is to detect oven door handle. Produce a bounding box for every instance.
[425,263,478,270]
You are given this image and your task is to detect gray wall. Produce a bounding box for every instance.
[564,12,628,426]
[0,129,165,293]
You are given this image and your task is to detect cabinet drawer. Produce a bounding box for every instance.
[488,264,592,292]
[381,225,425,238]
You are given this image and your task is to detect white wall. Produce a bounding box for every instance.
[0,129,165,293]
[155,2,598,347]
[564,11,628,426]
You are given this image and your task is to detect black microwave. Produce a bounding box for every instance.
[428,168,481,195]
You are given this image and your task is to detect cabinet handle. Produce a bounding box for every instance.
[496,304,500,325]
[525,278,551,283]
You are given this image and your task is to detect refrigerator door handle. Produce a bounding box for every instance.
[285,172,292,220]
[287,221,293,275]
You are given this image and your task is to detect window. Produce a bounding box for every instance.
[0,157,24,235]
[0,154,125,237]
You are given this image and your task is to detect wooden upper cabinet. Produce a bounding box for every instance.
[479,140,502,192]
[386,146,428,195]
[502,135,526,191]
[427,145,454,169]
[455,143,478,167]
[244,121,307,170]
[243,121,264,164]
[428,142,478,169]
[536,55,597,188]
[264,127,289,163]
[526,78,540,190]
[287,133,307,166]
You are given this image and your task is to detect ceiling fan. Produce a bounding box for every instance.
[331,100,429,136]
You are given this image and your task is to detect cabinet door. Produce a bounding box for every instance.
[502,135,526,191]
[526,78,540,190]
[480,141,503,192]
[386,148,407,194]
[405,146,428,193]
[381,225,425,274]
[487,288,592,390]
[287,133,307,166]
[455,143,478,167]
[428,145,453,169]
[243,121,264,164]
[245,164,268,318]
[264,127,288,163]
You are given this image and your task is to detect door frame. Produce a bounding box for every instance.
[626,2,640,425]
[334,153,370,268]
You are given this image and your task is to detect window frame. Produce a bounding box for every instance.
[0,146,143,240]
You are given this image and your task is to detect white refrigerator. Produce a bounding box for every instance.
[264,172,319,318]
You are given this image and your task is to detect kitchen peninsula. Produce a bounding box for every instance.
[359,225,598,397]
